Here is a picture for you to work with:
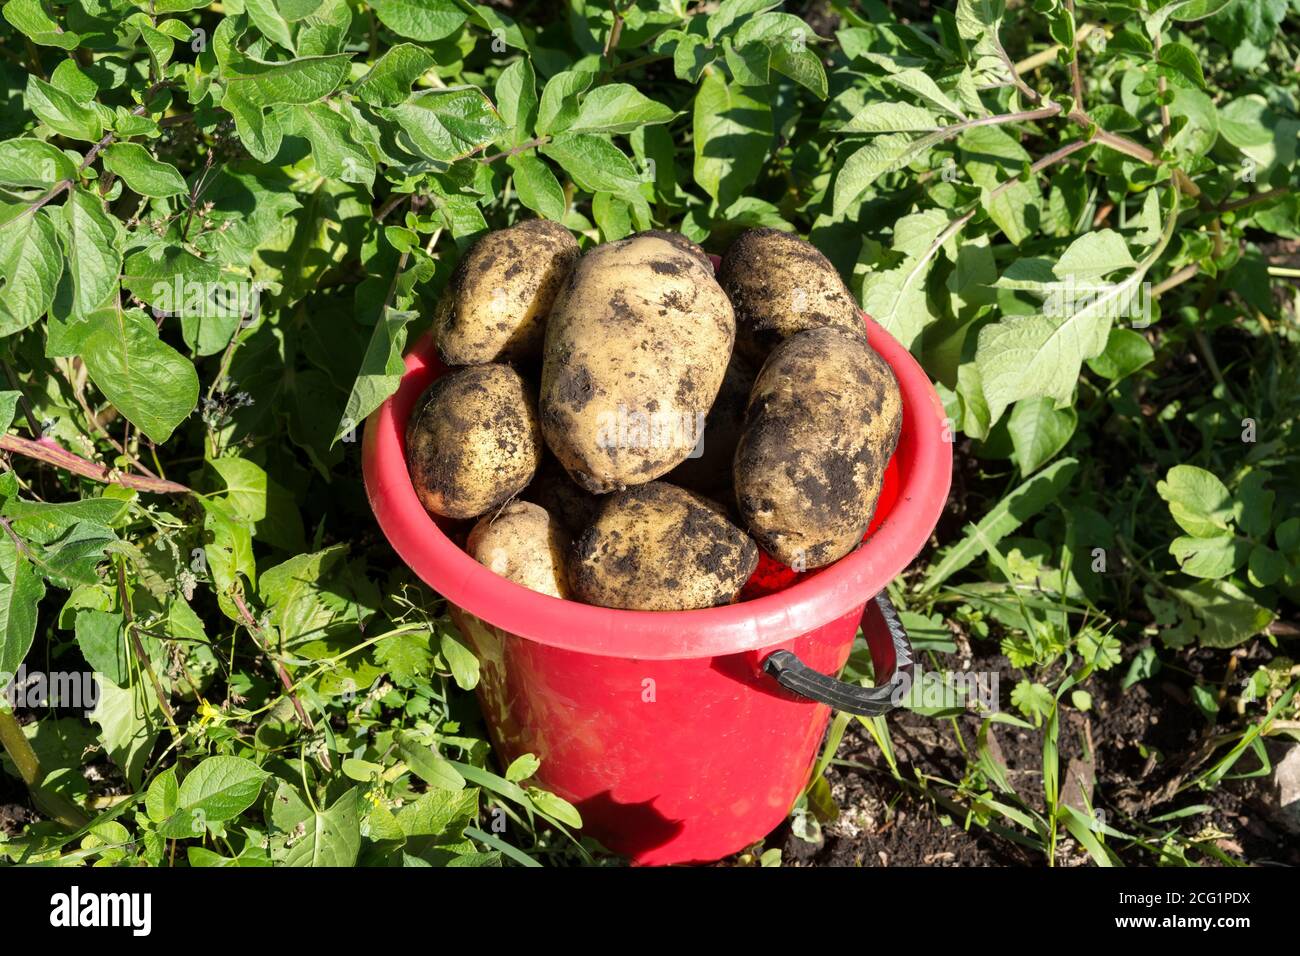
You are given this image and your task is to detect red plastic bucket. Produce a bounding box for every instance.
[362,302,951,865]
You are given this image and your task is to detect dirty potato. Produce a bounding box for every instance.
[628,229,711,269]
[665,350,756,497]
[570,482,759,610]
[540,235,734,493]
[734,327,902,569]
[434,219,579,366]
[406,364,541,519]
[719,227,867,362]
[467,501,571,598]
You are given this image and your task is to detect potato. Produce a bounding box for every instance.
[406,364,541,519]
[665,350,756,497]
[719,227,867,362]
[434,219,579,366]
[570,482,759,610]
[522,453,602,537]
[540,235,735,493]
[628,229,711,269]
[734,327,902,570]
[467,501,571,599]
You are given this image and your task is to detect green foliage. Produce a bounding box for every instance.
[0,0,1296,867]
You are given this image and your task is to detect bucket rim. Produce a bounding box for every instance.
[362,311,952,662]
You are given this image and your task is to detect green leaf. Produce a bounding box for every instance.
[1165,579,1273,649]
[374,629,433,684]
[0,391,18,435]
[568,85,676,135]
[90,676,159,789]
[1053,230,1137,281]
[509,154,566,221]
[541,134,644,196]
[368,0,467,42]
[145,766,179,824]
[1085,328,1153,381]
[225,52,354,107]
[398,731,467,790]
[244,0,296,51]
[74,608,128,686]
[505,753,540,783]
[0,139,78,189]
[731,13,828,99]
[693,70,772,210]
[396,786,478,841]
[0,206,63,334]
[3,0,81,49]
[1157,465,1234,538]
[102,143,188,198]
[1157,42,1207,89]
[159,757,270,838]
[277,103,376,186]
[834,134,927,216]
[62,187,122,318]
[81,308,200,443]
[883,67,967,120]
[526,787,583,828]
[439,628,479,690]
[277,789,363,866]
[222,86,283,164]
[384,88,506,162]
[3,497,128,542]
[35,521,115,588]
[1234,471,1273,538]
[1166,0,1237,24]
[839,101,938,134]
[209,457,269,524]
[535,70,594,136]
[257,545,346,642]
[494,57,538,144]
[335,307,416,443]
[1006,397,1077,475]
[0,536,44,678]
[921,457,1079,593]
[352,43,437,106]
[1247,545,1286,587]
[26,76,102,142]
[1169,533,1247,578]
[859,211,945,350]
[708,0,782,39]
[120,243,223,318]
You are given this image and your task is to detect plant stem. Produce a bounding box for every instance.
[117,559,181,738]
[0,708,40,786]
[0,433,191,494]
[0,707,91,829]
[1065,0,1085,108]
[231,591,315,733]
[1151,263,1199,297]
[1013,24,1099,75]
[476,135,550,165]
[1221,186,1291,213]
[374,190,412,222]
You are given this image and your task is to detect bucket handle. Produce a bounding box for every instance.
[761,593,914,717]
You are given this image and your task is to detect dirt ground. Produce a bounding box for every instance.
[771,644,1299,867]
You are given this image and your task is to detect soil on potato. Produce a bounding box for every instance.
[756,644,1298,868]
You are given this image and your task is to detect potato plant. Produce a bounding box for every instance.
[0,0,1297,866]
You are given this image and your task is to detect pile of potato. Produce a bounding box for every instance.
[405,222,902,611]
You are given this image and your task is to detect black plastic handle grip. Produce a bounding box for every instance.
[761,592,914,717]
